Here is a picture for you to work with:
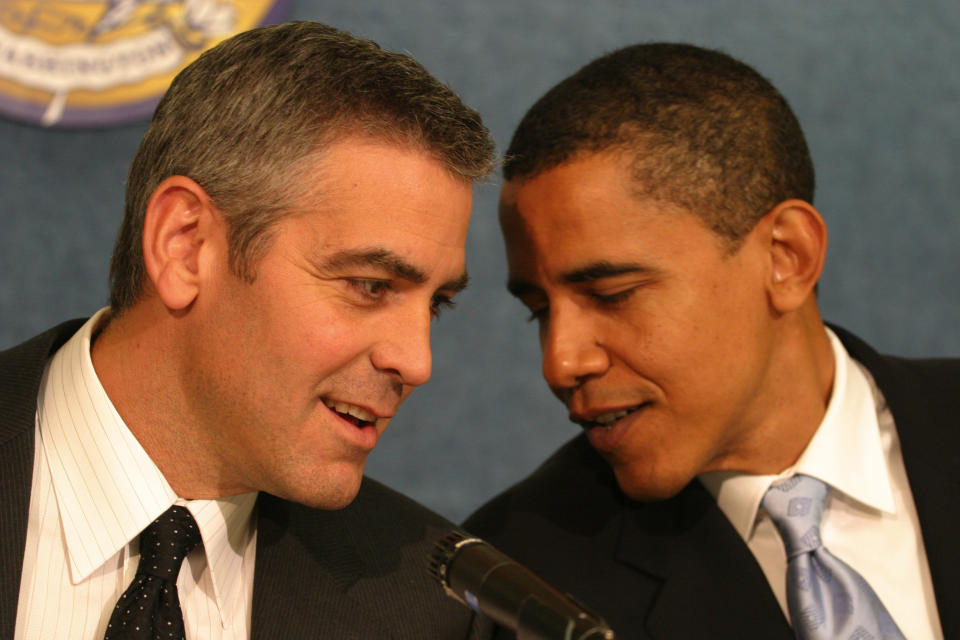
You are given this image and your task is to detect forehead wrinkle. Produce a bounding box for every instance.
[321,248,427,284]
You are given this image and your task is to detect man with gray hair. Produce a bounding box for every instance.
[1,21,494,639]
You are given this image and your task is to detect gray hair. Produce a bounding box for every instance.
[110,21,495,311]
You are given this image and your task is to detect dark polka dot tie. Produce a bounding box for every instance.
[104,506,202,640]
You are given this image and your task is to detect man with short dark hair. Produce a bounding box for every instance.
[1,21,494,639]
[465,43,956,639]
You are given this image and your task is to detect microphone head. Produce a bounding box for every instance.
[429,530,617,639]
[429,529,482,604]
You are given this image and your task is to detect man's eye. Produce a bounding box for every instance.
[348,279,390,299]
[591,288,635,306]
[431,295,457,319]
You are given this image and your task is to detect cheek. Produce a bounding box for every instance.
[605,303,697,369]
[607,300,737,403]
[261,300,367,370]
[655,274,753,361]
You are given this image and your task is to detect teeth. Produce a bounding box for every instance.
[594,409,630,425]
[324,399,377,423]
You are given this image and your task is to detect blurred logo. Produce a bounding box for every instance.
[0,1,287,127]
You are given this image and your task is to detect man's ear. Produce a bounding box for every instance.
[763,199,827,313]
[142,176,221,311]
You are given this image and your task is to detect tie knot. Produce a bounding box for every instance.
[762,474,828,556]
[136,506,202,579]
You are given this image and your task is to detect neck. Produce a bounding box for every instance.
[91,300,244,499]
[713,303,836,476]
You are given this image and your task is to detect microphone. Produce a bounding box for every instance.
[429,530,616,640]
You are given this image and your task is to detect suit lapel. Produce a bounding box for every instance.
[899,417,960,640]
[835,327,960,639]
[251,483,479,640]
[613,480,793,639]
[0,418,35,638]
[251,493,365,638]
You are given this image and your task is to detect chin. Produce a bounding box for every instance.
[612,464,693,503]
[276,465,365,510]
[299,492,358,510]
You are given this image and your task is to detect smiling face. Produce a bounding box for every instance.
[501,150,788,500]
[184,138,473,508]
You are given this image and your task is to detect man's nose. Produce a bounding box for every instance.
[371,304,433,388]
[541,303,609,390]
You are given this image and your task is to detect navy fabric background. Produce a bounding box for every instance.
[1,1,957,521]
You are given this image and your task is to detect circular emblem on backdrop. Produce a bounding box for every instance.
[0,1,288,127]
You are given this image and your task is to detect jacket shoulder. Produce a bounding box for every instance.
[0,320,85,445]
[830,324,960,393]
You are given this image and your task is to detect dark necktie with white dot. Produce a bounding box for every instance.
[104,506,202,640]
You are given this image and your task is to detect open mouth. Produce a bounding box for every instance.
[323,399,377,428]
[576,403,649,429]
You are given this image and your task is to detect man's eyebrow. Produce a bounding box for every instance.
[323,249,427,284]
[506,261,657,298]
[562,261,658,284]
[321,248,469,292]
[506,279,541,299]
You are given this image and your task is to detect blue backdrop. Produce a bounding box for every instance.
[1,0,958,522]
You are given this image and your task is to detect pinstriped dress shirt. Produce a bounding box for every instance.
[14,310,258,640]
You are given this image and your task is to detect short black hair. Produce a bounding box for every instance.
[503,42,814,247]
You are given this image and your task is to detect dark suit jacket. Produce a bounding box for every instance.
[0,321,483,639]
[464,327,960,639]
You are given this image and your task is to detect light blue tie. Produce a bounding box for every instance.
[762,475,906,640]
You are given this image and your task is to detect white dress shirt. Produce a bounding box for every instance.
[700,328,943,640]
[15,309,258,640]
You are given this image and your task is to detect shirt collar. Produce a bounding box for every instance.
[700,327,896,541]
[38,308,257,628]
[180,494,257,628]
